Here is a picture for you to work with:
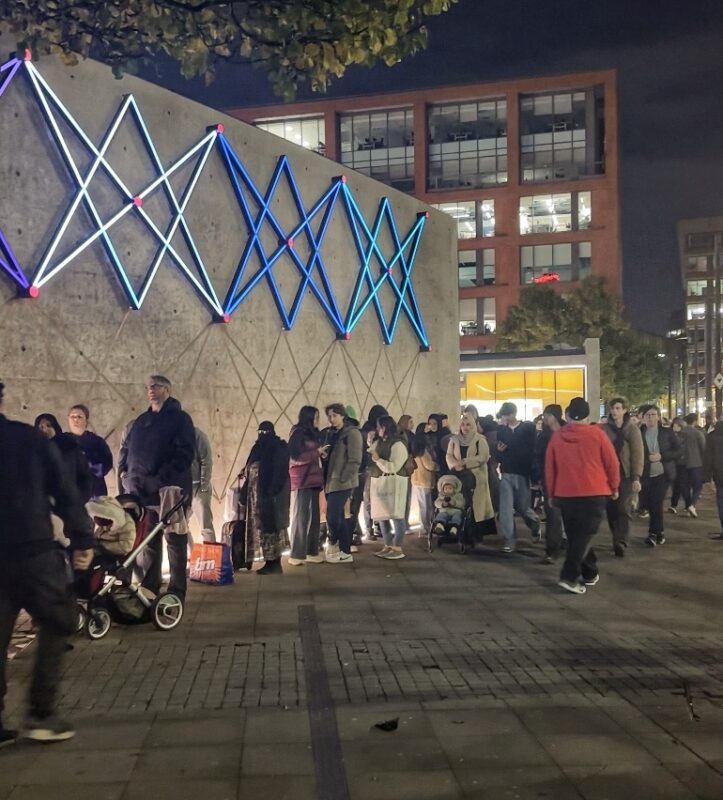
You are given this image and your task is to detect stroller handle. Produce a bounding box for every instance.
[160,495,188,526]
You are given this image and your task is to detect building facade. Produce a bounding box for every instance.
[678,217,723,416]
[227,70,622,353]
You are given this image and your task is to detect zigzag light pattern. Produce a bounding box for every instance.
[0,54,430,347]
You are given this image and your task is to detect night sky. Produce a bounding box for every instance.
[149,0,723,335]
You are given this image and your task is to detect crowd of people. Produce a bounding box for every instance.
[2,373,723,746]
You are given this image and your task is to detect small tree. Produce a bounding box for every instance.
[497,277,668,407]
[1,0,456,97]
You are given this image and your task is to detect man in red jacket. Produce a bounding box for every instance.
[545,397,620,594]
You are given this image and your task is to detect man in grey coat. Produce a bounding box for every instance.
[677,413,706,518]
[190,427,215,543]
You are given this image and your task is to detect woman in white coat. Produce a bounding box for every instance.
[369,416,410,560]
[446,412,494,526]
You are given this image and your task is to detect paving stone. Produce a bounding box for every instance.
[349,770,463,800]
[6,784,126,800]
[241,742,314,775]
[123,780,237,800]
[237,775,316,800]
[131,745,241,781]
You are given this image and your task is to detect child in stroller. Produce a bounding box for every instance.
[432,475,467,536]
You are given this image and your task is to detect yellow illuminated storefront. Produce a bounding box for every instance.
[460,367,586,420]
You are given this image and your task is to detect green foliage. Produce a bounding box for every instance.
[497,277,668,407]
[1,0,456,98]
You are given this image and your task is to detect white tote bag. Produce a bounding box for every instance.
[370,473,408,521]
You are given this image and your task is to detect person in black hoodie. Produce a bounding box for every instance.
[35,413,93,503]
[360,404,388,539]
[1,382,94,744]
[118,375,195,598]
[534,404,566,563]
[496,402,541,552]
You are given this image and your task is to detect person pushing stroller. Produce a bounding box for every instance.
[433,475,466,536]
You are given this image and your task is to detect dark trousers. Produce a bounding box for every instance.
[0,548,77,720]
[716,484,723,532]
[606,477,633,546]
[686,467,704,508]
[137,509,188,598]
[348,480,364,538]
[326,489,352,554]
[558,496,606,584]
[642,474,669,536]
[670,468,688,509]
[542,483,564,558]
[289,488,321,559]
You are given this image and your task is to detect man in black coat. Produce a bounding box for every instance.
[0,381,94,745]
[118,375,195,598]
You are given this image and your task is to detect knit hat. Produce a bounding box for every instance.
[345,405,358,423]
[437,474,462,494]
[566,397,590,422]
[543,404,564,425]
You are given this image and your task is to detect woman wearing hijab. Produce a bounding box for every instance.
[446,412,494,531]
[243,421,291,574]
[35,413,93,502]
[411,423,439,538]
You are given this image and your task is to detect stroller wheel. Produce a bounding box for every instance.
[151,592,184,631]
[86,607,112,640]
[76,604,87,634]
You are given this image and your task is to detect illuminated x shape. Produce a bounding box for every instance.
[218,139,345,331]
[0,228,29,290]
[24,60,224,315]
[342,191,429,346]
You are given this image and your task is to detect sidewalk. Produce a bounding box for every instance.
[2,499,723,799]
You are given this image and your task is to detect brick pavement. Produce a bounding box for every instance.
[2,497,723,799]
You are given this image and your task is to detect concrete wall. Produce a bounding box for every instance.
[0,54,459,524]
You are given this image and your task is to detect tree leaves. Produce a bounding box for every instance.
[3,0,456,98]
[497,277,668,406]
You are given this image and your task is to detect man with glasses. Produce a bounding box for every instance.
[118,376,195,598]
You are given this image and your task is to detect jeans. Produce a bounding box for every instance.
[289,488,321,559]
[670,468,688,509]
[362,472,374,533]
[348,479,365,539]
[542,484,564,558]
[414,486,434,534]
[606,477,634,546]
[326,489,352,554]
[686,467,704,508]
[716,484,723,532]
[0,548,77,720]
[138,509,188,598]
[434,508,463,527]
[642,474,669,537]
[498,473,539,547]
[379,518,406,547]
[558,496,606,584]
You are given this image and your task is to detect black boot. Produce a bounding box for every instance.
[257,558,283,575]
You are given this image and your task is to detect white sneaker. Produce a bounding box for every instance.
[558,579,586,595]
[287,557,305,566]
[350,545,359,553]
[327,551,353,564]
[306,554,325,563]
[688,506,698,518]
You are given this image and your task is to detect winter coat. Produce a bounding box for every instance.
[191,427,213,493]
[545,423,620,498]
[52,432,94,503]
[678,425,706,470]
[0,415,93,553]
[411,449,438,488]
[288,425,324,491]
[703,422,723,483]
[533,423,566,485]
[434,475,466,512]
[369,437,408,477]
[246,435,291,531]
[324,423,363,493]
[118,397,195,507]
[73,430,113,497]
[496,421,536,478]
[446,432,494,522]
[602,414,644,481]
[640,423,683,482]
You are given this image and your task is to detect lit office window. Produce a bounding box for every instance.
[687,280,708,297]
[687,256,711,272]
[432,199,495,238]
[520,89,605,183]
[256,116,326,155]
[687,304,705,320]
[459,297,496,336]
[458,249,495,288]
[428,99,507,190]
[520,241,592,284]
[520,192,593,234]
[339,108,414,191]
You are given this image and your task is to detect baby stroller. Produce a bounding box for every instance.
[77,493,186,640]
[428,471,475,553]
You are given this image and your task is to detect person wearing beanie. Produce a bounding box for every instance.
[602,397,644,557]
[534,404,566,563]
[545,397,620,594]
[496,401,540,553]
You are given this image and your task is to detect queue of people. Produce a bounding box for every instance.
[3,372,723,747]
